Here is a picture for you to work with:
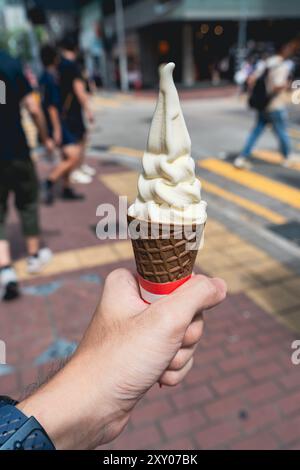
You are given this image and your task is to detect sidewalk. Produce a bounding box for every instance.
[1,150,300,449]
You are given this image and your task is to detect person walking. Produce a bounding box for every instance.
[40,45,88,205]
[43,36,94,203]
[234,38,300,169]
[0,50,53,301]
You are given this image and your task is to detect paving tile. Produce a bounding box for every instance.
[231,431,278,450]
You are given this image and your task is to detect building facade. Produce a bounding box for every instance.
[103,0,300,87]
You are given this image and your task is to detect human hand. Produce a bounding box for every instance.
[18,269,226,450]
[86,108,95,125]
[53,128,62,147]
[44,138,55,154]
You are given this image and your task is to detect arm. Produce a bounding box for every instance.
[17,269,226,450]
[73,78,94,123]
[48,105,62,146]
[23,93,53,152]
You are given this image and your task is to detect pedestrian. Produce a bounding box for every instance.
[0,270,226,449]
[40,45,89,205]
[0,50,53,301]
[234,38,300,169]
[59,36,94,192]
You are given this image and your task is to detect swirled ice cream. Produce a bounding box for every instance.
[128,62,207,225]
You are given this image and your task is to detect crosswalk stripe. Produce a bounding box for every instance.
[91,96,120,108]
[100,169,285,225]
[198,159,300,210]
[15,240,133,281]
[252,149,300,170]
[201,179,286,224]
[109,146,143,158]
[288,128,300,139]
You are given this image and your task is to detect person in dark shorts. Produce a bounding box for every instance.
[43,36,94,203]
[0,50,53,301]
[40,45,86,205]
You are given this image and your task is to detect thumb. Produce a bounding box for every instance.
[101,268,146,318]
[148,274,227,333]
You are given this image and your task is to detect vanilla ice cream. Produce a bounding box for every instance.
[128,62,207,225]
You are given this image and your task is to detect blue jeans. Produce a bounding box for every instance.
[241,109,291,158]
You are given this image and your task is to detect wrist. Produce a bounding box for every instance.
[17,355,127,450]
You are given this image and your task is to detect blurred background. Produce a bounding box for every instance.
[0,0,300,450]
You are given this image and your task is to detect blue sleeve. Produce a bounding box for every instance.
[48,79,60,109]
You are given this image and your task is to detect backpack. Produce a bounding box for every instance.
[248,67,271,111]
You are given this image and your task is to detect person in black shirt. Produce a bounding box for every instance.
[0,50,53,301]
[40,45,87,205]
[43,36,94,202]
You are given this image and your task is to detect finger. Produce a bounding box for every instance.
[150,275,226,334]
[160,357,194,387]
[182,313,204,347]
[167,344,197,371]
[102,269,146,316]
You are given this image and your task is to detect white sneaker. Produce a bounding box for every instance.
[233,156,253,169]
[70,170,92,184]
[281,154,300,168]
[81,164,96,176]
[27,248,53,274]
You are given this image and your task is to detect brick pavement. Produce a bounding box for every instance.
[0,154,300,450]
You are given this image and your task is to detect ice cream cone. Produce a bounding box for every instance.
[127,62,207,302]
[128,215,205,303]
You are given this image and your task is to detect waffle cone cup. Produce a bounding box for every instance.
[128,215,205,303]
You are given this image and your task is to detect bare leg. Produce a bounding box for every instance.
[61,144,81,188]
[79,135,87,166]
[48,145,80,183]
[26,236,39,257]
[0,240,11,268]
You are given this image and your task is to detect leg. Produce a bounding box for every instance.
[241,112,267,157]
[48,144,80,183]
[61,144,81,186]
[0,163,19,300]
[14,160,52,274]
[0,184,10,268]
[269,110,291,158]
[0,240,11,267]
[26,236,40,257]
[14,160,40,249]
[79,134,96,177]
[61,144,85,200]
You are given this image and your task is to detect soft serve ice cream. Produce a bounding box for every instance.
[128,62,207,225]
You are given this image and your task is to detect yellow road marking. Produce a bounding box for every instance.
[100,167,286,224]
[198,159,300,210]
[201,179,286,224]
[99,171,138,201]
[114,93,132,101]
[252,149,300,170]
[109,146,143,158]
[91,96,121,108]
[100,169,285,224]
[15,240,133,281]
[288,128,300,139]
